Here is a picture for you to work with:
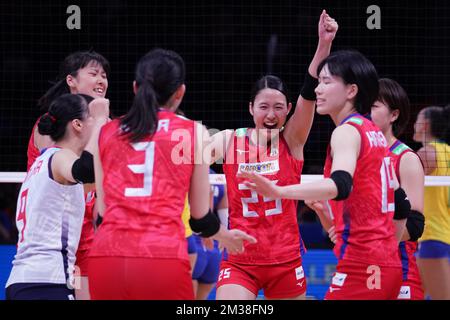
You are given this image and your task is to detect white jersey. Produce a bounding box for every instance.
[6,147,85,288]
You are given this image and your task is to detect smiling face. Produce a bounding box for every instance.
[67,61,108,98]
[250,88,291,131]
[315,64,354,117]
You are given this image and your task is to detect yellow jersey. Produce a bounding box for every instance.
[420,140,450,244]
[181,195,193,238]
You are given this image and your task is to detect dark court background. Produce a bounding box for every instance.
[0,1,449,244]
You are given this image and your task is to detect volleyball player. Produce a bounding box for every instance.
[370,78,425,300]
[6,94,109,300]
[209,11,338,300]
[88,48,256,300]
[26,50,110,300]
[240,50,405,299]
[414,105,450,299]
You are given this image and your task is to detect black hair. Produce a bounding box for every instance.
[38,50,110,112]
[250,75,289,104]
[121,48,185,143]
[377,78,410,136]
[422,105,450,144]
[38,94,94,142]
[317,50,379,115]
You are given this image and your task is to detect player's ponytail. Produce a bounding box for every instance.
[38,79,71,113]
[38,94,93,142]
[121,80,159,143]
[121,48,185,143]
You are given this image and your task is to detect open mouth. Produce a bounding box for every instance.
[263,123,278,129]
[93,88,105,95]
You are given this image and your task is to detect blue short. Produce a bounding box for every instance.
[5,283,75,300]
[418,240,450,259]
[192,235,221,284]
[187,235,197,254]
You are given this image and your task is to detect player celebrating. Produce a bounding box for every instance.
[6,94,109,300]
[89,48,256,300]
[370,78,425,300]
[240,50,406,299]
[26,50,110,300]
[209,10,338,300]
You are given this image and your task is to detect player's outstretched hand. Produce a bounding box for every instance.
[305,199,325,213]
[218,229,257,255]
[328,225,337,244]
[237,172,282,199]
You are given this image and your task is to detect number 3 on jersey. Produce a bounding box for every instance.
[125,142,155,197]
[239,180,282,217]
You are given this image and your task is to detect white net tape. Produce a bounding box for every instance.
[1,172,450,186]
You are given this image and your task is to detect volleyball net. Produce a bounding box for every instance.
[1,172,450,186]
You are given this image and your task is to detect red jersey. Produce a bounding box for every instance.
[324,114,400,267]
[223,128,305,265]
[90,110,195,260]
[76,191,95,252]
[26,119,41,171]
[389,140,423,289]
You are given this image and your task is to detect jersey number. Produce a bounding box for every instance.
[239,181,282,217]
[380,157,395,213]
[125,142,155,197]
[17,189,29,243]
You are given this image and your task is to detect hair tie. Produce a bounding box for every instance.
[46,112,57,123]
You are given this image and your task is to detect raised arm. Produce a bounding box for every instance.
[283,10,338,156]
[239,124,360,201]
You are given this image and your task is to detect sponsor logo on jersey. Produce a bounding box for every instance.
[235,128,247,137]
[392,143,410,155]
[331,272,347,287]
[397,286,411,299]
[295,266,305,280]
[346,117,363,126]
[238,160,279,175]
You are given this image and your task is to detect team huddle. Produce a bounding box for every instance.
[5,10,450,300]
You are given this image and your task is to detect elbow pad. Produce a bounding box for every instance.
[189,210,221,238]
[406,210,425,241]
[71,151,95,184]
[330,170,353,200]
[394,188,411,220]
